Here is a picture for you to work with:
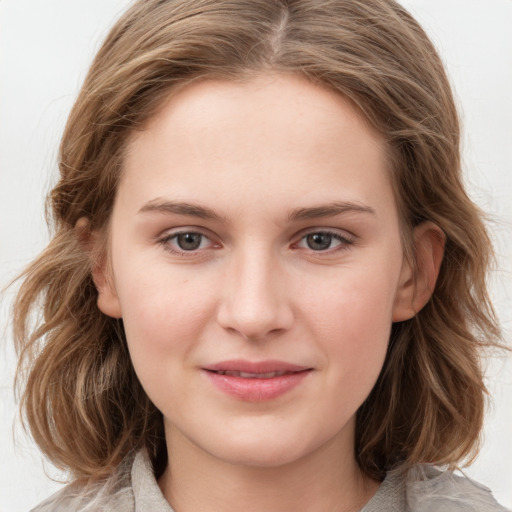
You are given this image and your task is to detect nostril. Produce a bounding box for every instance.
[217,302,293,341]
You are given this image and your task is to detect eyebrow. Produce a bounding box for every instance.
[138,199,375,222]
[139,199,224,221]
[288,201,376,221]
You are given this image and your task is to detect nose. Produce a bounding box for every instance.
[216,248,294,341]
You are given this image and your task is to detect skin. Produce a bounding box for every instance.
[93,73,443,512]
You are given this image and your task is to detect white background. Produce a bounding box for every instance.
[1,1,511,510]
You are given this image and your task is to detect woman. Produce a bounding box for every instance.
[9,0,510,510]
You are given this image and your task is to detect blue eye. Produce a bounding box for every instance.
[297,231,353,251]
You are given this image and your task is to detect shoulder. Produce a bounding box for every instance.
[404,464,510,512]
[30,450,173,512]
[30,484,134,512]
[363,464,509,512]
[30,454,137,512]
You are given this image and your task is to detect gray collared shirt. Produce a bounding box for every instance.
[32,450,509,511]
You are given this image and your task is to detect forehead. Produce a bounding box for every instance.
[119,73,395,222]
[131,73,384,159]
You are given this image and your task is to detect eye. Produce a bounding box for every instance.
[159,231,216,254]
[174,232,205,251]
[296,231,353,252]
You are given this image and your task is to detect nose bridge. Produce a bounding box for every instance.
[217,243,292,339]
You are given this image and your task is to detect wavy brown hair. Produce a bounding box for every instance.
[13,0,501,483]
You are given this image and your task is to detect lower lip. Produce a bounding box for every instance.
[203,370,311,401]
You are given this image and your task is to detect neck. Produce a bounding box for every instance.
[158,426,379,512]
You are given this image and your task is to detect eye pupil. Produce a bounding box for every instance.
[177,233,202,250]
[306,233,332,251]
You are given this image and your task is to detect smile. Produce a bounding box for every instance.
[210,370,288,378]
[202,360,312,401]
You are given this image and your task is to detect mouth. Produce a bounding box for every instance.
[208,370,291,379]
[202,360,313,401]
[203,359,311,374]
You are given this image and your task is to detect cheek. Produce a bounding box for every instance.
[117,276,218,420]
[115,268,214,378]
[304,267,398,380]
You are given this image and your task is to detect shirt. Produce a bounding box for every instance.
[31,449,510,511]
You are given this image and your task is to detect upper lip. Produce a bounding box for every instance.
[203,359,311,374]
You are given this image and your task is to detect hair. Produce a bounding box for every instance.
[13,0,501,483]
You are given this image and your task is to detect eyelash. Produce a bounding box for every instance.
[157,229,355,256]
[158,230,218,256]
[294,230,355,253]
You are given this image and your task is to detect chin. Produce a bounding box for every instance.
[201,422,334,469]
[212,440,310,469]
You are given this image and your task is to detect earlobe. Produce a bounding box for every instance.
[75,218,123,319]
[93,262,123,319]
[392,222,445,322]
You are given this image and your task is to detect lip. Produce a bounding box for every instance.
[202,359,312,402]
[204,359,310,374]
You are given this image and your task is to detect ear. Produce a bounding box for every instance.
[392,222,445,322]
[75,218,122,319]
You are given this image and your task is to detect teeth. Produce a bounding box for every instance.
[215,370,287,378]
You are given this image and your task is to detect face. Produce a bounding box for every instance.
[96,74,420,469]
